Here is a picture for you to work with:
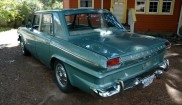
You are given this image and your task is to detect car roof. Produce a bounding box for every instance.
[35,8,110,15]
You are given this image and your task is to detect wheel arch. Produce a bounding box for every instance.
[50,55,72,69]
[50,55,75,86]
[50,57,59,70]
[50,55,69,71]
[18,34,22,41]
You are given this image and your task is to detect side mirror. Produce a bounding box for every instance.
[25,24,32,28]
[33,25,39,30]
[25,24,29,28]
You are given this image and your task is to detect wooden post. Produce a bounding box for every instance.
[128,8,136,33]
[101,0,103,9]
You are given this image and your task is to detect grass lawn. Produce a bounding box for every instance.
[0,27,12,32]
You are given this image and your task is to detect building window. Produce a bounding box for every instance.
[136,0,146,13]
[80,0,93,8]
[135,0,175,15]
[162,0,172,13]
[114,0,124,4]
[149,0,159,13]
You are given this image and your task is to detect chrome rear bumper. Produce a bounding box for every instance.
[92,84,121,97]
[92,59,169,97]
[159,59,169,71]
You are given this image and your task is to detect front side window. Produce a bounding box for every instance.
[80,0,93,8]
[65,13,125,35]
[136,0,146,13]
[149,0,159,13]
[40,14,53,35]
[33,15,41,30]
[162,0,172,13]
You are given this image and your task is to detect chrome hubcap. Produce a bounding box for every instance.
[55,63,67,87]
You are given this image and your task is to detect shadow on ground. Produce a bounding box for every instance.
[0,43,182,105]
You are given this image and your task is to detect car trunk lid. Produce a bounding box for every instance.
[69,32,166,59]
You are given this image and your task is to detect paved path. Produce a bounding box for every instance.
[0,29,19,49]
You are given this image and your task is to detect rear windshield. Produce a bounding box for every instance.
[65,13,126,36]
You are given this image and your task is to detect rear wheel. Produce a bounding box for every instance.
[54,60,74,93]
[20,39,30,56]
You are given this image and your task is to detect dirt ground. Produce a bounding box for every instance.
[0,29,182,105]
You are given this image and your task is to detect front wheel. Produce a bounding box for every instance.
[54,61,74,93]
[20,39,30,56]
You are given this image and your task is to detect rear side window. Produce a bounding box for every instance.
[54,13,63,36]
[40,14,53,35]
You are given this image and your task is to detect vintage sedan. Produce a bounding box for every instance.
[17,9,170,97]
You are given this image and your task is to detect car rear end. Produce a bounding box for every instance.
[91,41,171,97]
[62,9,171,97]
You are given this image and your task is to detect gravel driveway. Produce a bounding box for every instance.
[0,29,182,105]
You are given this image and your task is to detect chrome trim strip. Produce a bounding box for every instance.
[51,43,99,67]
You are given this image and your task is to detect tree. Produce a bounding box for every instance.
[39,0,63,9]
[0,0,19,22]
[0,0,63,27]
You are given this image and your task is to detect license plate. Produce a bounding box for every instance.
[142,75,155,88]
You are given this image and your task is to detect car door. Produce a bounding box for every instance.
[35,13,53,65]
[23,14,41,56]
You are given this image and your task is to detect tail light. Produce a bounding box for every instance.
[165,42,171,48]
[107,58,121,67]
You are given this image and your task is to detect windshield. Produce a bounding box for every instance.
[65,13,126,36]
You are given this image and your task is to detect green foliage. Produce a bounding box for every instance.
[0,27,11,32]
[0,0,19,22]
[0,0,63,28]
[39,0,63,9]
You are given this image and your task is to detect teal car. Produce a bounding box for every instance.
[17,9,171,97]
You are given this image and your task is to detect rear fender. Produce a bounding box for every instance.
[50,54,100,77]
